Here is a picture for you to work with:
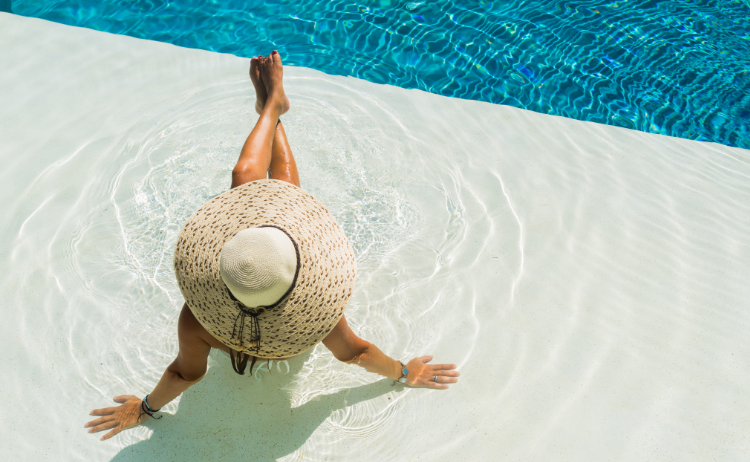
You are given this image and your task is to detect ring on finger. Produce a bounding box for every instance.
[432,375,438,382]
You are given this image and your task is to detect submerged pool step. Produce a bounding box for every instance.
[1,13,749,462]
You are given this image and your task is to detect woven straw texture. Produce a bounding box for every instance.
[174,179,356,358]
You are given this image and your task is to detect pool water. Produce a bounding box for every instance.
[13,0,750,149]
[2,12,750,462]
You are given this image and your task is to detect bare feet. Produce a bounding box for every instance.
[258,51,290,116]
[249,55,267,115]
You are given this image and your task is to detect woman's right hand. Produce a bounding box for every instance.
[84,395,146,441]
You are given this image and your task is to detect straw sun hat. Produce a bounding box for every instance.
[174,179,356,358]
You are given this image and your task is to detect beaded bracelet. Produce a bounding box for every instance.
[141,394,162,420]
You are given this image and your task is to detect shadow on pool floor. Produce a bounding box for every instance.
[109,354,400,462]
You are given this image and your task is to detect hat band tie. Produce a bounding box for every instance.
[226,224,301,356]
[231,304,266,354]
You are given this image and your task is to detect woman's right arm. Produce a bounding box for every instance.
[85,304,210,440]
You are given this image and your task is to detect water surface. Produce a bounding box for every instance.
[13,0,750,149]
[1,13,750,461]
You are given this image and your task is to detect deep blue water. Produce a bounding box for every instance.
[13,0,750,149]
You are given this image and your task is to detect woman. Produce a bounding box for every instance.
[85,51,459,441]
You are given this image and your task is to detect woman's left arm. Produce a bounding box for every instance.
[322,315,459,389]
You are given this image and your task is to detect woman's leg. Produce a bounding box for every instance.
[248,54,300,188]
[268,122,300,187]
[231,52,290,189]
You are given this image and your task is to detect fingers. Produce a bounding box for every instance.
[423,381,449,390]
[408,372,456,389]
[431,363,458,371]
[435,370,460,378]
[101,426,122,441]
[88,419,117,434]
[422,370,458,385]
[435,375,459,384]
[85,415,115,429]
[89,406,115,416]
[420,355,433,363]
[87,396,144,441]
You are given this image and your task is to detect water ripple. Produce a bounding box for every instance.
[13,0,750,149]
[2,15,750,458]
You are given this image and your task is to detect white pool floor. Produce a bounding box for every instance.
[1,12,749,462]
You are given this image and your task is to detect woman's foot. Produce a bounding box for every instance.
[258,51,290,116]
[249,56,267,115]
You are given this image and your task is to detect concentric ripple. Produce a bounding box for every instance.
[2,13,750,461]
[13,0,750,149]
[86,77,424,455]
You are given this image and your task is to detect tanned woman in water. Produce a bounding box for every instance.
[85,51,459,441]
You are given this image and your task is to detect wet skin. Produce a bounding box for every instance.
[85,52,459,441]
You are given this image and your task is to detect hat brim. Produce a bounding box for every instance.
[174,179,356,358]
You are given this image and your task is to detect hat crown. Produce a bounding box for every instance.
[219,227,297,307]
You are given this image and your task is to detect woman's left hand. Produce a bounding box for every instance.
[404,356,460,389]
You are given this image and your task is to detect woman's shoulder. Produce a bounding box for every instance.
[178,303,224,350]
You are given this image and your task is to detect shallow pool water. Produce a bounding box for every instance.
[13,0,750,149]
[1,13,750,461]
